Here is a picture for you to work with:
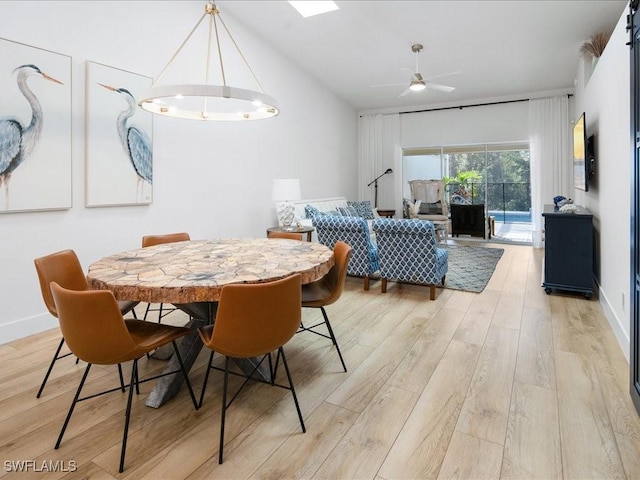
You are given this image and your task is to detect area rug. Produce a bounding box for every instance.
[443,245,504,293]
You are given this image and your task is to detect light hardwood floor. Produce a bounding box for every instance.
[2,243,640,479]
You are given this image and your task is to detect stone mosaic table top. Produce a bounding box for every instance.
[87,238,335,304]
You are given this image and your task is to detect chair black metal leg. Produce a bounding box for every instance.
[279,348,306,434]
[56,363,92,449]
[157,303,164,323]
[171,340,198,410]
[142,303,152,322]
[119,359,138,473]
[37,337,65,398]
[199,350,215,408]
[320,307,347,372]
[118,363,126,393]
[273,348,282,379]
[219,357,231,464]
[134,365,141,395]
[267,352,275,385]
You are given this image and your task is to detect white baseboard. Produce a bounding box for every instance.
[596,282,630,363]
[0,314,57,346]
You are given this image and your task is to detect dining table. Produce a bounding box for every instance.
[87,237,335,407]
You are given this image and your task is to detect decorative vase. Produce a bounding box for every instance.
[276,201,295,230]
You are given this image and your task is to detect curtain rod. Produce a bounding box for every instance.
[400,97,529,114]
[359,93,573,117]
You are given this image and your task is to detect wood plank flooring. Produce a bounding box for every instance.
[1,242,639,479]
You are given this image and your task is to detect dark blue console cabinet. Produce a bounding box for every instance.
[542,204,594,299]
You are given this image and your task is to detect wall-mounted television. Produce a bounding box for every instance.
[573,112,589,192]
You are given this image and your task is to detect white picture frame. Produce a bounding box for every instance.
[85,61,153,207]
[0,38,72,213]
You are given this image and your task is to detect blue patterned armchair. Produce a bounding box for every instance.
[311,215,379,290]
[372,218,448,299]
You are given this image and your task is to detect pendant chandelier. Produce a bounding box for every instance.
[138,2,279,121]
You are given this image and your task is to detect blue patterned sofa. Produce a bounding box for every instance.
[372,218,448,299]
[311,215,380,290]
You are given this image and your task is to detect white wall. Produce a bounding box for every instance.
[573,9,631,359]
[0,1,358,343]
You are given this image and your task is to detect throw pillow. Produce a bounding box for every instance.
[402,198,411,218]
[418,200,442,215]
[337,206,359,217]
[305,205,332,218]
[305,205,340,218]
[409,200,421,216]
[347,200,375,220]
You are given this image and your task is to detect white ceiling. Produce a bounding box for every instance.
[216,0,628,113]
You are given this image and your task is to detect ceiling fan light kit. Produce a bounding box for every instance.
[409,73,426,91]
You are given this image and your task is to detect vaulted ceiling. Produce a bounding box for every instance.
[218,0,628,113]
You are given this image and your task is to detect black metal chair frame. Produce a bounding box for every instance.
[55,340,198,473]
[37,309,137,398]
[199,347,305,464]
[142,302,178,323]
[298,307,347,372]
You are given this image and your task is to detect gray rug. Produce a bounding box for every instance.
[443,245,504,293]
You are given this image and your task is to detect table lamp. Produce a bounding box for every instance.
[272,178,301,230]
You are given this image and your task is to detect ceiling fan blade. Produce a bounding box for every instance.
[370,82,406,88]
[424,70,463,81]
[427,82,455,92]
[398,88,412,97]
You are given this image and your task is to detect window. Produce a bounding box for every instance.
[403,143,531,223]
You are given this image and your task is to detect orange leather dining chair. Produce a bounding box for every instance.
[141,232,190,322]
[300,240,351,372]
[267,231,304,241]
[34,249,139,398]
[50,282,198,473]
[197,274,306,464]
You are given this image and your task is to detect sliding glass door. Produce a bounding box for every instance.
[402,143,531,242]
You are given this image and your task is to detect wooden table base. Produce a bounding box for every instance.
[144,302,270,408]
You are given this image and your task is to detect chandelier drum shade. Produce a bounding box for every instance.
[137,2,279,121]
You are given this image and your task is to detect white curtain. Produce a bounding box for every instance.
[529,96,571,248]
[358,113,400,209]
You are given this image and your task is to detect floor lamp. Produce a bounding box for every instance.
[367,168,393,208]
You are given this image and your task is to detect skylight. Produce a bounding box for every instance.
[288,1,339,18]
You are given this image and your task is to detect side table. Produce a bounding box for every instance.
[267,225,315,242]
[377,209,396,218]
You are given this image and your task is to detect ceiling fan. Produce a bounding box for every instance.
[371,43,456,97]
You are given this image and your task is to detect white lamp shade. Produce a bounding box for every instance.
[272,179,301,202]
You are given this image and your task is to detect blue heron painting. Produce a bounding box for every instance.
[0,64,63,209]
[99,83,153,203]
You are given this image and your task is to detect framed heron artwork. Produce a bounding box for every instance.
[85,61,153,207]
[0,38,72,213]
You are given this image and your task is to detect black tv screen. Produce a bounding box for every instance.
[573,112,588,192]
